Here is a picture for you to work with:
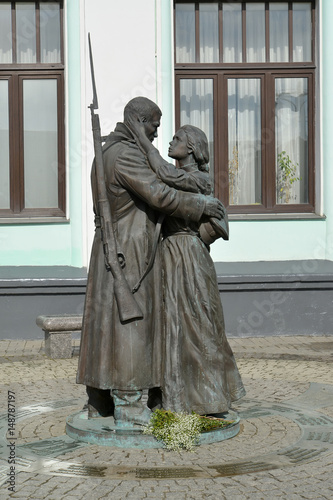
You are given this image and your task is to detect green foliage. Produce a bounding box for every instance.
[198,414,233,432]
[277,151,301,203]
[142,409,234,452]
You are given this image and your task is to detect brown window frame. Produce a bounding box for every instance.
[174,0,316,215]
[0,0,65,219]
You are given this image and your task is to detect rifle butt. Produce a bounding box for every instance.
[114,279,144,323]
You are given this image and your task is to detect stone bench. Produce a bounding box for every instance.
[36,314,83,359]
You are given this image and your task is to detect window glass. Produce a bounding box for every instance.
[16,2,36,63]
[0,3,12,63]
[293,2,311,62]
[174,1,315,213]
[180,78,214,181]
[200,3,219,63]
[246,3,265,63]
[23,79,58,208]
[269,3,289,62]
[228,79,262,205]
[176,3,195,63]
[275,78,308,204]
[40,2,61,63]
[0,80,10,209]
[223,3,242,63]
[0,1,64,217]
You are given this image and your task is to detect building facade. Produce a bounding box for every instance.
[0,0,332,339]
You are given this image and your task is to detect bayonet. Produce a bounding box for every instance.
[88,33,98,110]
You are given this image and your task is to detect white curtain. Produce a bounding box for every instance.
[199,3,219,63]
[180,79,214,181]
[0,3,12,63]
[228,79,261,206]
[176,2,312,64]
[269,3,289,62]
[223,3,242,63]
[175,3,195,63]
[40,2,61,63]
[275,78,308,204]
[293,3,312,62]
[246,3,265,63]
[176,2,311,207]
[16,3,36,64]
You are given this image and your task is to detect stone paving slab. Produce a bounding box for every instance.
[229,335,333,361]
[0,335,333,499]
[1,335,333,361]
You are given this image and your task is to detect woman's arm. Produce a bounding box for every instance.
[127,116,211,194]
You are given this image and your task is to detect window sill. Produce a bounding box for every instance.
[228,213,326,222]
[0,217,70,225]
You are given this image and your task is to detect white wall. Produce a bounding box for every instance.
[81,0,159,263]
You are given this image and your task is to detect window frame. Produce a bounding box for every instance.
[174,0,316,215]
[0,0,65,219]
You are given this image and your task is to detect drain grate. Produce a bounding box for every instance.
[20,437,87,457]
[278,447,329,464]
[134,467,202,479]
[295,416,333,426]
[209,461,278,477]
[307,432,333,444]
[50,464,107,478]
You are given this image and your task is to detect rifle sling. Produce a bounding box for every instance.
[94,212,164,293]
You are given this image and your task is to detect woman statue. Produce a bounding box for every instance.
[131,120,245,416]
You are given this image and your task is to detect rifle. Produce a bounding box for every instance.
[88,33,143,322]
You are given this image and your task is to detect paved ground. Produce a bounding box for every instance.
[0,335,333,499]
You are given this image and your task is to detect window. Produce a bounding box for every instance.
[0,1,65,219]
[175,1,315,214]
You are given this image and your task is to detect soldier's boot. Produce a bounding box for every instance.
[112,390,152,427]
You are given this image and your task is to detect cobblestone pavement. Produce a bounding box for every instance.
[0,335,333,499]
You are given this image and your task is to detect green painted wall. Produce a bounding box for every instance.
[0,0,83,267]
[210,219,327,262]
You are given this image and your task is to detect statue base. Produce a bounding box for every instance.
[66,410,240,449]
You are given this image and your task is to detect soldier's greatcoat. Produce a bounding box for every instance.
[76,123,207,391]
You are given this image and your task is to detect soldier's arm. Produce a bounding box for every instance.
[108,145,222,222]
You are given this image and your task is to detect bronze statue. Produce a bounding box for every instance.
[131,121,246,416]
[76,97,225,426]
